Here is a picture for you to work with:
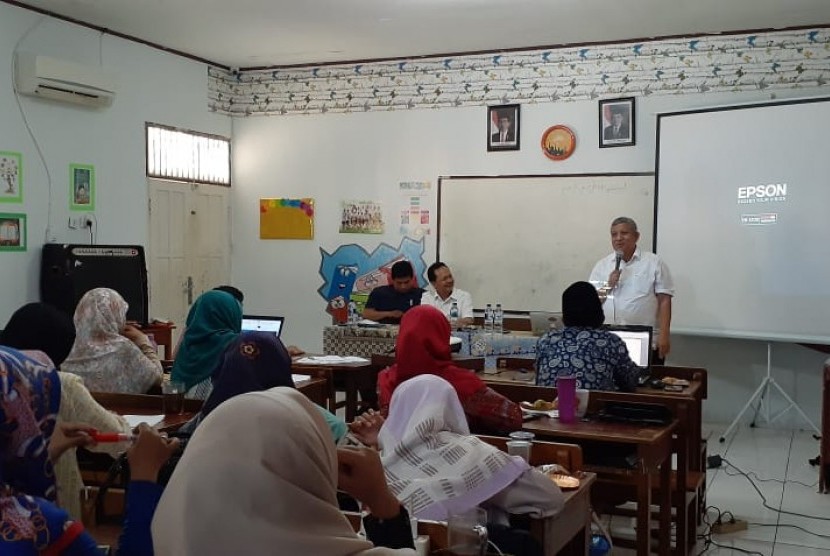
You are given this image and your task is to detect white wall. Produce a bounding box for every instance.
[0,3,230,323]
[232,85,830,429]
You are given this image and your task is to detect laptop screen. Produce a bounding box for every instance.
[605,325,652,367]
[241,315,284,338]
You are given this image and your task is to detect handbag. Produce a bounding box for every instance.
[95,432,190,524]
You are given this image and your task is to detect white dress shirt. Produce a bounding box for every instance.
[589,248,674,339]
[420,287,474,320]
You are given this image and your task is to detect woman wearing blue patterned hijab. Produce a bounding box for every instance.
[0,346,101,555]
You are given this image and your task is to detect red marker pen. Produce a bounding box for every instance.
[86,429,135,443]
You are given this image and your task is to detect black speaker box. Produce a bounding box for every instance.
[40,244,149,324]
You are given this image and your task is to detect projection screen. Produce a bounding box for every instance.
[656,97,830,344]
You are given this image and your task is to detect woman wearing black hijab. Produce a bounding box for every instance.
[1,302,76,366]
[534,281,640,391]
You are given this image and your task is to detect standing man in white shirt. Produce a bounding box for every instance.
[420,262,474,327]
[589,217,675,362]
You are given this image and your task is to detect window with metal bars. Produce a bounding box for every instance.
[146,123,230,186]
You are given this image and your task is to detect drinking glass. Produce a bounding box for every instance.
[162,380,186,414]
[447,507,488,556]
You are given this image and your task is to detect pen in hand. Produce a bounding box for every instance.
[85,429,136,443]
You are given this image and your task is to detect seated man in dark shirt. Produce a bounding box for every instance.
[362,261,424,324]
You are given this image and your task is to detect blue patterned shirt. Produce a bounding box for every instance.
[535,327,640,391]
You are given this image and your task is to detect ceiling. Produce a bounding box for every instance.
[10,0,830,69]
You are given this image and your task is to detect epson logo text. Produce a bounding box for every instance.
[737,183,787,199]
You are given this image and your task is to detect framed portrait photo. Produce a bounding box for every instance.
[0,151,23,203]
[599,97,635,148]
[487,104,520,152]
[70,163,95,211]
[0,213,26,252]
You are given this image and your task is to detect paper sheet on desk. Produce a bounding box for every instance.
[291,374,312,384]
[122,415,165,429]
[295,356,369,364]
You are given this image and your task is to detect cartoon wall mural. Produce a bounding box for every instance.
[318,236,427,322]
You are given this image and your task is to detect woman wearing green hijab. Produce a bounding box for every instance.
[172,290,242,399]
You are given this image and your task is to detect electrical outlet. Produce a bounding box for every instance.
[712,519,747,534]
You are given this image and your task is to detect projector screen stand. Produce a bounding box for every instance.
[719,342,818,443]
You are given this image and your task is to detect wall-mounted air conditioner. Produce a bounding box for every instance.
[14,52,117,108]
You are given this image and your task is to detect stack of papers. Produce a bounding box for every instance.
[295,355,369,364]
[122,414,165,428]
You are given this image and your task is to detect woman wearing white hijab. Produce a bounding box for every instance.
[374,375,564,522]
[151,387,415,555]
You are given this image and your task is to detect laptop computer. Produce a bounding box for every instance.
[604,324,652,369]
[241,315,285,338]
[529,311,564,336]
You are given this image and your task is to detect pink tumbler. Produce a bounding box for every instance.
[557,376,577,423]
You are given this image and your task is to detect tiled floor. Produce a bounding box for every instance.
[606,423,830,555]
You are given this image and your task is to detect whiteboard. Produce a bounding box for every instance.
[437,174,655,312]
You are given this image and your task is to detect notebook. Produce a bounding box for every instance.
[529,311,564,336]
[604,324,652,368]
[241,315,285,338]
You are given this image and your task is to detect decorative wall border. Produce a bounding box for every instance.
[208,28,830,116]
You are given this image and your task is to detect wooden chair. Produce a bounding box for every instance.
[343,438,590,555]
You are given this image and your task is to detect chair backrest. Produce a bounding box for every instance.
[342,511,451,551]
[370,353,485,372]
[370,353,395,368]
[496,356,536,371]
[477,434,583,471]
[651,365,708,399]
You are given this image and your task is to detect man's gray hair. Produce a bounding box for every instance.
[611,216,638,232]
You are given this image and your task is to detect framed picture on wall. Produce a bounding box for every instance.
[0,151,23,203]
[599,97,635,148]
[487,104,520,151]
[70,163,95,211]
[0,213,26,251]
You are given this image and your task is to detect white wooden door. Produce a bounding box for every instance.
[148,179,231,344]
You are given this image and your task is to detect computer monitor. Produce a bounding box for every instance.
[241,315,284,338]
[604,325,652,368]
[529,311,564,336]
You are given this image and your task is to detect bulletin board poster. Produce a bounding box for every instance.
[340,200,384,234]
[260,198,314,239]
[399,196,430,238]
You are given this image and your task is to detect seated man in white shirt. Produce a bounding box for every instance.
[420,262,474,326]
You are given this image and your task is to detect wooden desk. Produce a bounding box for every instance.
[138,321,176,360]
[292,357,376,420]
[520,416,674,556]
[90,392,197,432]
[485,375,703,555]
[92,378,328,424]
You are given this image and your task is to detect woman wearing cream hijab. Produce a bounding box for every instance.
[152,388,415,555]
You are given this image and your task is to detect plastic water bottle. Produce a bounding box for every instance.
[449,302,459,329]
[494,303,504,334]
[347,301,358,324]
[484,304,494,333]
